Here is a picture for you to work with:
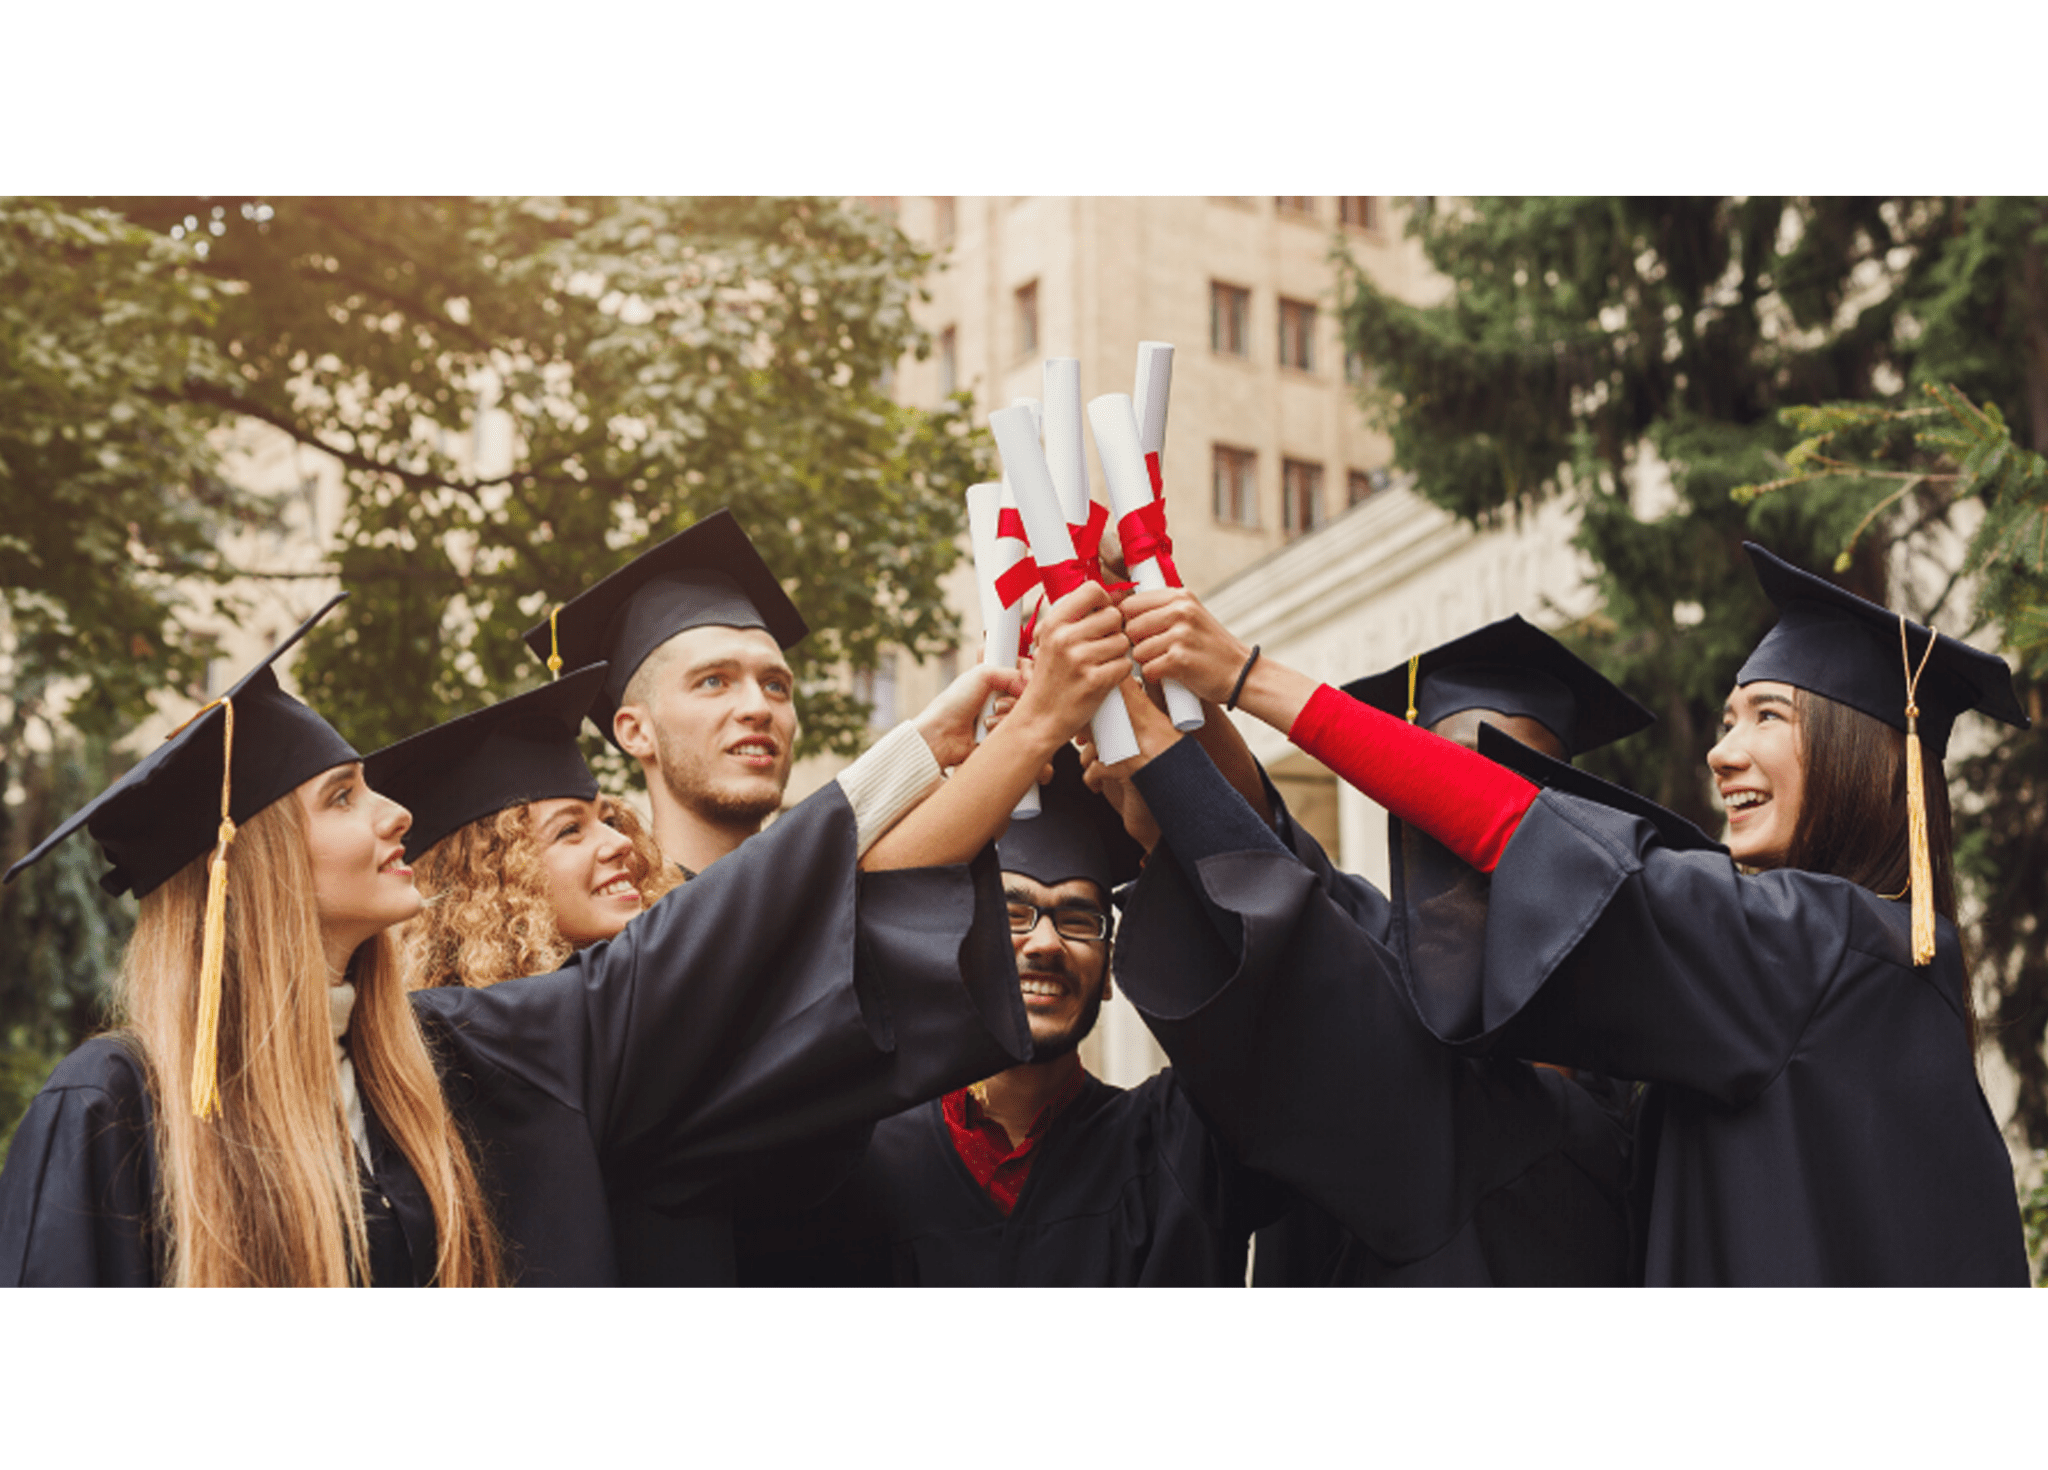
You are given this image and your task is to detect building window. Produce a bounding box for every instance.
[1015,280,1039,359]
[933,196,956,245]
[1283,459,1324,536]
[1211,281,1250,357]
[1344,348,1368,385]
[1349,467,1392,506]
[1339,197,1380,231]
[1275,197,1316,219]
[853,654,898,729]
[1213,445,1258,527]
[938,325,957,397]
[1279,297,1316,372]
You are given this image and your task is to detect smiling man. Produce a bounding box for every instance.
[741,749,1288,1286]
[525,511,816,880]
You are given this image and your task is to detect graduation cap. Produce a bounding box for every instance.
[1736,542,2028,760]
[521,510,809,750]
[1341,614,1654,759]
[996,746,1146,895]
[1477,722,1726,855]
[362,663,609,862]
[2,593,359,1120]
[4,594,358,901]
[1736,541,2030,965]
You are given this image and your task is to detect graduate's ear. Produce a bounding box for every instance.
[614,704,657,763]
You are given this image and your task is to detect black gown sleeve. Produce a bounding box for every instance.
[1425,790,1853,1102]
[414,779,1028,1193]
[1116,742,1566,1264]
[0,1038,161,1287]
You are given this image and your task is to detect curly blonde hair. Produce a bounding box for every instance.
[404,796,677,989]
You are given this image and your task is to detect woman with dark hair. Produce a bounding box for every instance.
[0,579,1133,1286]
[1113,543,2030,1285]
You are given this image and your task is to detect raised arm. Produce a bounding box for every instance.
[861,581,1132,873]
[1123,588,1539,871]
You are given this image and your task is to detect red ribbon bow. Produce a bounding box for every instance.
[1118,452,1182,587]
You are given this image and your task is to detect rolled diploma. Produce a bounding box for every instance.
[988,404,1140,766]
[1133,342,1174,463]
[966,481,1039,815]
[1042,359,1091,526]
[1088,392,1203,730]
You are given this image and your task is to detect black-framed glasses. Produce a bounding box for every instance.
[1005,902,1111,942]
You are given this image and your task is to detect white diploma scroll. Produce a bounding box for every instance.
[966,481,1040,817]
[1133,342,1174,464]
[988,404,1141,766]
[1087,393,1203,731]
[1042,360,1091,527]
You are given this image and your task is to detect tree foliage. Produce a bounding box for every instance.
[1339,197,2048,1148]
[96,196,986,755]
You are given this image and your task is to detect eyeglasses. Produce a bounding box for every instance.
[1005,902,1111,942]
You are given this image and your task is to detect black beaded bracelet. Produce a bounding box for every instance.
[1226,645,1262,711]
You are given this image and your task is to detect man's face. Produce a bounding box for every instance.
[616,625,798,827]
[1003,873,1112,1060]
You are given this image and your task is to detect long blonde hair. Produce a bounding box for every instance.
[405,796,675,989]
[117,795,500,1286]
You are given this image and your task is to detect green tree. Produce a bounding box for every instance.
[100,196,987,755]
[1,200,257,1146]
[1338,197,2048,1146]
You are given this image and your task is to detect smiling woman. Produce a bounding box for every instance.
[360,662,678,989]
[1115,541,2033,1284]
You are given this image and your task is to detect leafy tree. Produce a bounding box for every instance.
[1337,197,2048,1147]
[99,196,987,756]
[2,200,255,1145]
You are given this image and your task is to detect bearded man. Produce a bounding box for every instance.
[740,749,1287,1286]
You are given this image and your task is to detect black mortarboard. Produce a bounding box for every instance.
[4,595,359,900]
[1736,542,2029,760]
[1477,722,1727,855]
[363,663,609,862]
[1341,614,1654,759]
[521,510,808,749]
[995,747,1145,894]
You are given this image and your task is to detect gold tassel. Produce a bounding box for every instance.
[547,606,564,679]
[1405,653,1420,725]
[190,698,237,1119]
[1897,615,1939,967]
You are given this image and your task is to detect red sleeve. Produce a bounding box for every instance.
[1288,683,1540,873]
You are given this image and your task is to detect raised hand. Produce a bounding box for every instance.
[913,664,1026,772]
[1012,581,1133,749]
[1121,587,1316,736]
[1121,588,1255,706]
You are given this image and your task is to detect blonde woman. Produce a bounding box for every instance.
[0,581,1131,1285]
[361,662,678,991]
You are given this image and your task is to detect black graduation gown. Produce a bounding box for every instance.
[737,1070,1285,1286]
[1114,741,1634,1286]
[0,783,1030,1286]
[1405,788,2029,1285]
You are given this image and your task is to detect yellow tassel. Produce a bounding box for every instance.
[547,606,564,679]
[190,820,235,1119]
[1896,614,1939,968]
[1904,718,1934,966]
[1405,654,1420,725]
[189,697,237,1119]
